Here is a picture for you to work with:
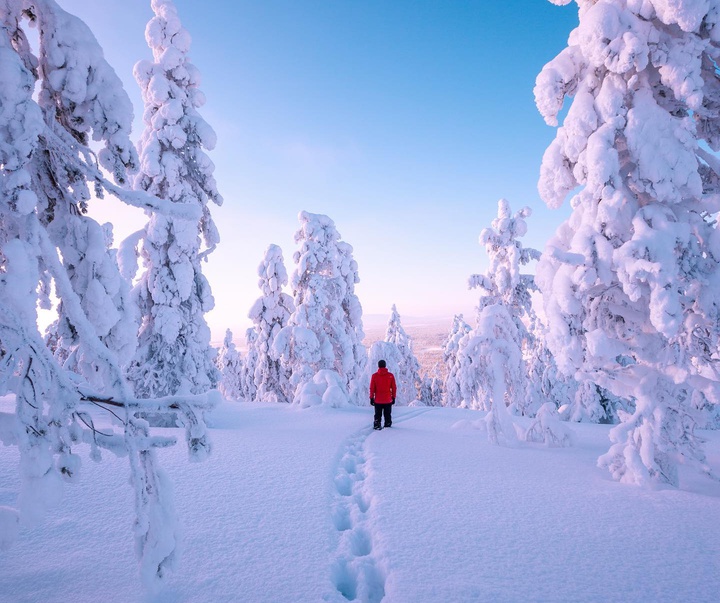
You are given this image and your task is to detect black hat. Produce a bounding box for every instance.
[378,360,386,368]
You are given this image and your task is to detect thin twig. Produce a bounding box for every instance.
[86,399,126,424]
[74,411,113,438]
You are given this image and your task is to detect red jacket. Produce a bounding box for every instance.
[370,368,396,404]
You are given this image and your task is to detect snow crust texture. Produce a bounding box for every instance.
[3,401,719,603]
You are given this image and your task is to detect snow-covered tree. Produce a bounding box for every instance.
[50,221,138,389]
[273,212,367,405]
[442,314,471,407]
[562,380,628,425]
[453,200,540,419]
[0,0,214,585]
[248,245,295,403]
[525,325,578,415]
[416,369,444,407]
[126,0,221,399]
[427,363,445,407]
[241,327,258,402]
[384,305,422,405]
[216,329,243,401]
[454,305,523,446]
[525,403,573,447]
[536,0,720,485]
[470,199,540,316]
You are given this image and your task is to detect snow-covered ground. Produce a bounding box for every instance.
[1,399,719,603]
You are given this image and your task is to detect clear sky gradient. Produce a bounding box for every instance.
[59,0,578,341]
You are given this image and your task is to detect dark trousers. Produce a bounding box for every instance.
[374,403,392,427]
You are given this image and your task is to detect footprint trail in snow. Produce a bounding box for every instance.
[328,408,431,602]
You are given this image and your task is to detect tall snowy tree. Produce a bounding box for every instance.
[216,329,243,401]
[0,0,214,585]
[126,0,221,399]
[384,305,422,405]
[535,0,720,485]
[273,212,367,404]
[241,327,259,402]
[427,362,445,407]
[453,199,540,419]
[455,304,523,445]
[442,314,471,407]
[248,244,295,403]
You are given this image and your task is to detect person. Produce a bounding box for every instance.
[370,359,396,430]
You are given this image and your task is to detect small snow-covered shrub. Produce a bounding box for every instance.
[525,403,573,448]
[295,370,350,408]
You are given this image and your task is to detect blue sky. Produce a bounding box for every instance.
[60,0,578,340]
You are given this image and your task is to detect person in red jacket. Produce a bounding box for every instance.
[370,359,396,430]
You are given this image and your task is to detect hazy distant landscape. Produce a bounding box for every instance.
[363,315,452,376]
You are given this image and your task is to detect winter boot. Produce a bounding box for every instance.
[373,421,382,430]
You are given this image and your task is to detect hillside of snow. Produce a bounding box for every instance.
[1,398,719,603]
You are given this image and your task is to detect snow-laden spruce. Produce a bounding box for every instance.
[452,200,540,417]
[425,363,445,407]
[457,304,522,445]
[384,305,422,405]
[216,329,243,401]
[536,0,720,486]
[273,212,367,406]
[0,0,216,586]
[126,0,222,399]
[247,245,295,403]
[241,327,259,402]
[442,314,472,407]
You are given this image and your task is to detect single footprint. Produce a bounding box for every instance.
[350,528,372,557]
[334,473,353,497]
[331,559,357,601]
[332,505,352,532]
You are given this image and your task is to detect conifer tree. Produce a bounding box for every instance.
[454,200,540,418]
[442,314,471,407]
[248,245,295,403]
[536,0,720,485]
[273,212,367,404]
[217,329,243,401]
[241,327,259,402]
[428,362,445,407]
[384,305,422,405]
[127,0,221,399]
[525,337,577,416]
[0,0,214,584]
[455,304,523,444]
